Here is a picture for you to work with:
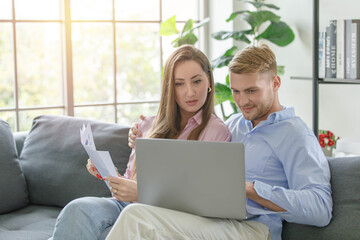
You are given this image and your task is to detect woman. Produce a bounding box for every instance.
[49,45,231,240]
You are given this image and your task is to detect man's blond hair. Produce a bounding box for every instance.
[229,44,277,75]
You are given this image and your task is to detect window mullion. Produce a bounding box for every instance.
[64,0,74,116]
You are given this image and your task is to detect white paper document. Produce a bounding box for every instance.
[80,124,118,190]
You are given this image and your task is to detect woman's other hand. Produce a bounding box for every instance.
[86,159,103,180]
[105,175,138,202]
[128,115,146,148]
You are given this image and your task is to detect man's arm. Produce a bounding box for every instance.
[246,182,285,212]
[253,135,333,227]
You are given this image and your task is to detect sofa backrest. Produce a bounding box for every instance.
[0,120,29,214]
[18,115,131,208]
[282,156,360,239]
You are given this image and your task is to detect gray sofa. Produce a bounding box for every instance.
[0,115,359,240]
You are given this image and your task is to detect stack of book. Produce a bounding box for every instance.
[319,19,360,80]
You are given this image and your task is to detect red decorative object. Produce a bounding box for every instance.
[318,130,339,149]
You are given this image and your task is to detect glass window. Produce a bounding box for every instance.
[16,23,63,107]
[15,0,61,20]
[71,0,112,20]
[0,111,16,131]
[162,0,200,21]
[0,23,14,108]
[72,23,114,104]
[115,0,160,21]
[0,0,12,20]
[117,103,159,127]
[0,0,205,131]
[116,23,161,102]
[19,109,63,131]
[74,105,114,123]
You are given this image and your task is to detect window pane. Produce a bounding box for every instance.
[115,0,160,21]
[72,23,114,104]
[0,0,12,20]
[0,111,16,131]
[71,0,112,20]
[16,23,62,107]
[162,0,199,21]
[117,103,159,127]
[19,109,63,131]
[74,105,114,123]
[0,23,14,108]
[116,23,161,102]
[15,0,61,20]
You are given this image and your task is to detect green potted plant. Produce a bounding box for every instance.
[212,0,295,120]
[160,15,210,47]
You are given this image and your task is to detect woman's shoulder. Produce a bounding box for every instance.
[139,115,157,134]
[199,114,231,141]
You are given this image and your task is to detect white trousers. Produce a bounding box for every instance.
[105,203,271,240]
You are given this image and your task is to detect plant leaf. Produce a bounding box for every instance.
[277,65,285,75]
[211,46,238,69]
[244,1,280,10]
[211,55,234,69]
[256,21,295,46]
[211,30,252,43]
[191,17,210,31]
[226,74,230,86]
[160,15,178,36]
[226,10,249,22]
[243,10,281,30]
[224,46,239,56]
[181,19,194,35]
[214,82,234,105]
[173,32,198,47]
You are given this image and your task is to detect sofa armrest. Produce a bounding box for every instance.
[13,131,28,156]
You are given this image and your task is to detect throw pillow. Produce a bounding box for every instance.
[19,115,131,207]
[0,119,28,213]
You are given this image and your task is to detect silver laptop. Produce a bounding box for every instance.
[135,138,246,219]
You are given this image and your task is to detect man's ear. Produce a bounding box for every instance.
[273,75,281,91]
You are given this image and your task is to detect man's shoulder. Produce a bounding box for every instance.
[225,113,244,127]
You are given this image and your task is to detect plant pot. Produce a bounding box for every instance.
[322,147,333,157]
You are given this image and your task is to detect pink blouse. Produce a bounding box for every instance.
[123,110,231,179]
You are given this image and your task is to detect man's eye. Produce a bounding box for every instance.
[248,89,256,93]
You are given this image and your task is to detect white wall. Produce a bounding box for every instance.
[223,0,360,138]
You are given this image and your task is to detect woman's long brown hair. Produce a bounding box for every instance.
[131,45,215,180]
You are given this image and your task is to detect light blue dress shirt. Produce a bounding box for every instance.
[225,106,333,240]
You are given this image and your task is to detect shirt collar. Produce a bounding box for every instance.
[190,109,203,125]
[244,106,296,129]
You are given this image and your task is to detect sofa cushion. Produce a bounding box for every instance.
[0,120,28,214]
[0,205,61,240]
[19,115,131,207]
[282,156,360,239]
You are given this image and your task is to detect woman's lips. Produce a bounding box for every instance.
[186,100,198,106]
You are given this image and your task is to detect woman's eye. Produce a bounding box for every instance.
[175,82,183,86]
[194,79,202,84]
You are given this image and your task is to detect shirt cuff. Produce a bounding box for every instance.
[253,180,273,201]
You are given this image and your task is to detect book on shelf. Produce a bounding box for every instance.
[325,21,336,78]
[345,19,360,79]
[321,19,360,80]
[318,31,325,78]
[336,19,345,79]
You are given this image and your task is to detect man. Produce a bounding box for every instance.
[107,44,332,240]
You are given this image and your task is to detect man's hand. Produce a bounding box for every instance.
[128,115,145,149]
[246,181,286,212]
[105,176,138,202]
